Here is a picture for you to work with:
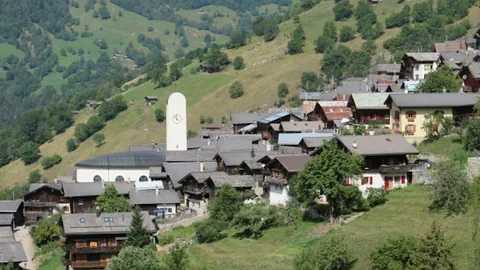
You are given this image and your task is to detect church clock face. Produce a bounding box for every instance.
[172,113,182,124]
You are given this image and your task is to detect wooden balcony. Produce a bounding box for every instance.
[184,186,205,195]
[24,201,59,207]
[71,260,108,269]
[67,242,123,254]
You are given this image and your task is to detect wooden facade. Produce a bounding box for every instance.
[65,234,124,270]
[70,197,97,214]
[24,185,69,223]
[353,109,390,125]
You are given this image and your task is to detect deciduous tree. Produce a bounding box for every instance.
[418,66,462,93]
[294,236,356,269]
[106,246,162,270]
[208,184,243,222]
[96,185,132,213]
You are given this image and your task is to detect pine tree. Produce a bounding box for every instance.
[125,207,151,248]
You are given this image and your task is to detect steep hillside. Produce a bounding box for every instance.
[0,0,479,187]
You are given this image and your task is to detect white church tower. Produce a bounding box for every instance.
[166,92,187,151]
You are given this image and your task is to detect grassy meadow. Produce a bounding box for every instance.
[187,185,475,270]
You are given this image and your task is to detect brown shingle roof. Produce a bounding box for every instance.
[267,154,312,172]
[280,121,323,132]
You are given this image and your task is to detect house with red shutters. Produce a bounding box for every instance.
[336,134,419,196]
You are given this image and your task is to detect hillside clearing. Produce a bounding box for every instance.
[187,186,474,269]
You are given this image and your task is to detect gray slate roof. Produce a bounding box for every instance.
[281,121,323,132]
[386,93,478,108]
[209,174,254,188]
[149,167,167,178]
[375,64,401,74]
[187,139,216,149]
[0,201,22,213]
[301,137,332,148]
[217,134,262,142]
[240,160,264,170]
[28,183,62,193]
[405,52,440,62]
[76,151,166,168]
[336,82,368,95]
[0,227,14,242]
[163,162,217,188]
[299,92,336,101]
[166,149,217,162]
[0,215,13,227]
[129,189,180,205]
[350,93,390,110]
[180,171,226,184]
[216,138,252,152]
[230,112,272,125]
[216,150,273,167]
[267,154,312,172]
[62,211,156,235]
[63,182,134,198]
[0,242,27,263]
[337,134,419,156]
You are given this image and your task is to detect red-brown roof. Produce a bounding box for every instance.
[322,106,352,121]
[302,101,317,114]
[434,41,467,53]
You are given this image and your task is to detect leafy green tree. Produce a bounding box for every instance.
[385,5,411,29]
[233,56,246,70]
[206,116,214,124]
[354,0,373,19]
[98,6,111,20]
[228,30,248,49]
[175,48,185,59]
[200,44,230,73]
[288,95,302,107]
[411,1,433,23]
[28,170,42,184]
[125,207,151,248]
[194,219,227,243]
[293,140,363,222]
[32,218,61,247]
[96,185,132,213]
[169,62,183,81]
[264,21,279,42]
[339,26,355,42]
[277,83,289,99]
[232,205,284,239]
[155,108,165,123]
[471,177,480,268]
[66,138,78,152]
[19,142,40,165]
[99,96,128,121]
[93,133,105,147]
[86,115,105,134]
[164,243,188,270]
[229,81,244,99]
[106,246,163,270]
[208,184,243,222]
[333,0,353,21]
[409,221,455,269]
[301,0,318,10]
[180,37,189,48]
[430,160,470,215]
[322,45,351,80]
[287,24,306,55]
[301,72,324,92]
[422,113,454,140]
[294,236,356,269]
[418,66,462,93]
[315,35,334,53]
[145,54,168,87]
[371,236,418,270]
[323,21,338,42]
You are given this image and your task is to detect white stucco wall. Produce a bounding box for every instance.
[76,166,152,183]
[350,172,409,197]
[153,203,177,215]
[269,184,290,206]
[413,62,438,80]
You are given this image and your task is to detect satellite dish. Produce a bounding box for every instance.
[462,74,468,80]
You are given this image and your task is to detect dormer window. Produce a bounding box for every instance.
[80,218,85,223]
[104,217,114,223]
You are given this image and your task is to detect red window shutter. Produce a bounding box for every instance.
[369,177,373,185]
[401,176,406,184]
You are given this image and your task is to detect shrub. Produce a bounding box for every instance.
[187,130,198,139]
[315,35,334,53]
[41,154,62,169]
[294,236,356,270]
[367,188,388,207]
[155,108,166,123]
[194,219,227,244]
[277,83,289,99]
[333,0,353,21]
[32,218,61,247]
[19,142,40,165]
[233,56,246,70]
[66,138,78,152]
[148,26,154,32]
[339,26,355,42]
[28,170,42,184]
[93,133,105,147]
[158,234,175,246]
[229,81,244,99]
[232,205,286,238]
[371,236,418,270]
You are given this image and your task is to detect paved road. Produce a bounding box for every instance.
[14,227,38,270]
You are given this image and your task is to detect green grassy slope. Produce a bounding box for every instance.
[187,186,474,269]
[0,1,479,187]
[0,44,25,58]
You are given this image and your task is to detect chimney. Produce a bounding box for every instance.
[207,139,211,146]
[352,141,358,149]
[200,162,204,172]
[250,146,255,158]
[155,185,159,195]
[54,176,59,184]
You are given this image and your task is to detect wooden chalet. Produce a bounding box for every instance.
[86,100,103,110]
[0,241,27,269]
[460,56,480,92]
[24,183,70,223]
[62,212,156,270]
[317,101,353,129]
[0,201,24,228]
[256,112,302,142]
[347,93,390,126]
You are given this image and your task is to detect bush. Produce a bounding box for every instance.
[367,188,388,207]
[66,138,78,152]
[229,81,244,99]
[41,154,62,169]
[315,35,334,53]
[194,219,227,244]
[93,133,105,146]
[277,83,289,99]
[294,236,356,270]
[32,218,61,247]
[232,205,286,239]
[155,108,166,123]
[147,26,154,32]
[371,236,418,270]
[158,234,175,246]
[333,0,353,21]
[339,26,355,42]
[233,56,246,70]
[28,170,42,184]
[19,142,40,165]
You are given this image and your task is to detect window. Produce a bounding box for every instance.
[406,111,416,122]
[168,208,172,213]
[415,64,419,71]
[139,175,148,182]
[415,75,419,80]
[78,199,83,206]
[93,175,102,182]
[104,217,114,223]
[394,111,400,120]
[394,176,401,183]
[361,177,369,185]
[115,176,124,182]
[406,124,415,135]
[424,65,431,72]
[79,218,85,223]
